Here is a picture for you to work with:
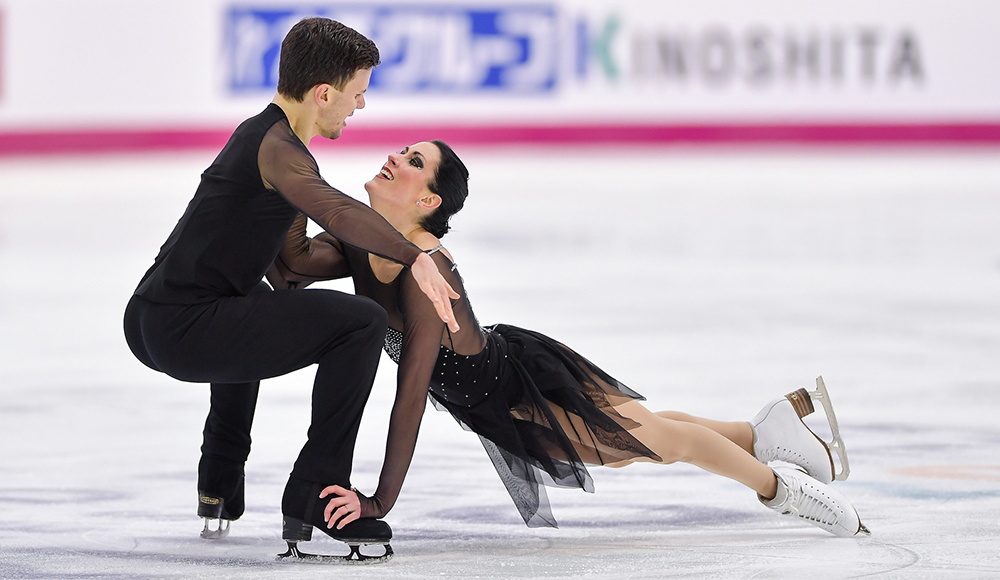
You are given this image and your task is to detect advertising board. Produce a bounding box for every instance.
[0,1,998,152]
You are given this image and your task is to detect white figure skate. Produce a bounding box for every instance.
[751,376,849,483]
[762,466,870,537]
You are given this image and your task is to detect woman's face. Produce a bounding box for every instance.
[365,141,442,213]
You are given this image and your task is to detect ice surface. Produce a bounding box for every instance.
[1,146,999,579]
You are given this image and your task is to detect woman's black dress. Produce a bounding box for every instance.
[273,217,659,527]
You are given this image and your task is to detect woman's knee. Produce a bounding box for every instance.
[656,421,706,465]
[629,416,697,465]
[656,410,692,422]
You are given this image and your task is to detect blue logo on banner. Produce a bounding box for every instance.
[225,4,559,94]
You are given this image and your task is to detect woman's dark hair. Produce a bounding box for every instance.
[422,140,469,238]
[277,17,381,101]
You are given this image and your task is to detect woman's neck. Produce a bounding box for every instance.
[403,225,440,251]
[375,205,439,250]
[368,219,439,277]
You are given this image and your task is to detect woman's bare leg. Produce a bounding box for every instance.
[654,411,754,455]
[547,400,777,499]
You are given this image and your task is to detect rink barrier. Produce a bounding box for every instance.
[2,123,1000,155]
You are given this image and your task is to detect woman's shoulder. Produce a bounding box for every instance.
[413,232,455,264]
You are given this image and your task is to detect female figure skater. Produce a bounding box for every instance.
[268,141,869,539]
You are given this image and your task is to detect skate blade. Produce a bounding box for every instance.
[276,540,393,564]
[790,377,850,481]
[200,517,230,540]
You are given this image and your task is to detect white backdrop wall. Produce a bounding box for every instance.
[0,0,999,132]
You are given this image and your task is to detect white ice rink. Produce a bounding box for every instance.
[1,146,999,579]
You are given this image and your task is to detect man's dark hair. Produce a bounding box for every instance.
[277,17,380,101]
[421,141,469,239]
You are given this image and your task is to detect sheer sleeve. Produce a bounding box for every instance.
[270,213,350,289]
[359,251,461,519]
[258,122,421,266]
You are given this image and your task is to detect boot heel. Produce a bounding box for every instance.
[282,516,313,542]
[197,493,223,518]
[785,388,815,418]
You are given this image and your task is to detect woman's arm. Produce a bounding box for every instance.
[321,252,459,527]
[269,213,351,290]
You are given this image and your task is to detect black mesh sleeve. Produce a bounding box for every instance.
[270,213,350,286]
[359,251,466,518]
[258,122,421,266]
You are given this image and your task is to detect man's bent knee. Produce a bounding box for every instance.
[354,295,388,335]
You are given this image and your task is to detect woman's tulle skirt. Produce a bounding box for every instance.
[428,323,659,528]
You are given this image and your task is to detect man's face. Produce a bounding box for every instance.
[319,68,372,140]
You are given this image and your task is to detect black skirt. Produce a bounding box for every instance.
[427,324,660,528]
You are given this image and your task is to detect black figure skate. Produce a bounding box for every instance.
[277,515,393,563]
[276,475,393,563]
[197,454,246,539]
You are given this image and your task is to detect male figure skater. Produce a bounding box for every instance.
[123,17,459,552]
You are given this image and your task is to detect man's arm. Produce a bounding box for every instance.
[258,127,459,331]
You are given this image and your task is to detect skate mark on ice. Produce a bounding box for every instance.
[79,526,144,552]
[425,505,520,524]
[852,421,1000,444]
[889,465,1000,482]
[557,505,755,530]
[0,546,279,574]
[426,504,754,530]
[0,487,126,505]
[854,481,1000,501]
[834,540,921,579]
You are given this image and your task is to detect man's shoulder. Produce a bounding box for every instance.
[233,103,287,138]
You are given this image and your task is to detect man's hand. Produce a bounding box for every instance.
[410,252,460,332]
[319,485,360,530]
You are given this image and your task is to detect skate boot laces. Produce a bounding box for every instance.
[781,472,842,526]
[766,466,869,537]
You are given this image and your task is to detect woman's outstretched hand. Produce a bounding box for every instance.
[410,252,460,332]
[319,485,360,530]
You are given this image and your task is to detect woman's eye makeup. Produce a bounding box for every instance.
[398,146,423,168]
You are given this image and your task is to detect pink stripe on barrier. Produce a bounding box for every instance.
[0,129,233,155]
[2,123,1000,156]
[330,123,1000,146]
